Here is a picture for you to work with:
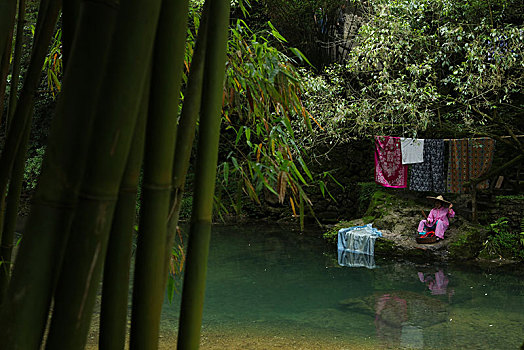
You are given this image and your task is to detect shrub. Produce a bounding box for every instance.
[480,217,524,260]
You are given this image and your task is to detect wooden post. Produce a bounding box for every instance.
[471,184,477,224]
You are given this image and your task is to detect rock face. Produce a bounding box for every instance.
[324,189,490,262]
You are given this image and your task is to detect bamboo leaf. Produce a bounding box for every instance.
[297,156,313,181]
[289,197,297,217]
[290,162,307,185]
[267,21,287,42]
[223,162,229,185]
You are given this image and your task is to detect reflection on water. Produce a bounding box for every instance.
[162,224,524,349]
[418,270,454,298]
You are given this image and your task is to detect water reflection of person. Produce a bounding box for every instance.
[374,294,408,346]
[374,293,424,349]
[418,269,454,300]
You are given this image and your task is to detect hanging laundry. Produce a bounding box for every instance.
[409,139,445,193]
[400,138,424,164]
[447,139,468,193]
[447,138,495,193]
[375,136,408,188]
[469,138,495,190]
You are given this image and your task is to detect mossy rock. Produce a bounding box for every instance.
[374,238,402,256]
[364,190,418,220]
[322,219,365,244]
[447,224,488,261]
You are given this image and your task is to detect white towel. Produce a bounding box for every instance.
[400,138,424,164]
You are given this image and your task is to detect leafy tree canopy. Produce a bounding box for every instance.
[300,0,524,147]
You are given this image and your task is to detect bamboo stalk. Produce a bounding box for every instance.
[6,0,27,127]
[61,0,81,67]
[0,0,60,244]
[99,73,149,350]
[130,0,189,347]
[177,0,230,348]
[164,0,209,287]
[0,0,17,58]
[0,120,30,303]
[44,0,164,347]
[0,1,118,348]
[0,0,17,126]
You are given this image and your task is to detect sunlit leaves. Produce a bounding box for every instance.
[301,0,523,139]
[205,18,323,227]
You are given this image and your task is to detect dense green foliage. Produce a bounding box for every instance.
[300,0,524,141]
[480,217,524,260]
[182,4,334,226]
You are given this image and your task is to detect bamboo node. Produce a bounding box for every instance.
[77,191,118,201]
[142,183,173,191]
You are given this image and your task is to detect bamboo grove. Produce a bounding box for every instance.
[0,0,230,348]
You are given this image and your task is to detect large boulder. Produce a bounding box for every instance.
[324,189,490,262]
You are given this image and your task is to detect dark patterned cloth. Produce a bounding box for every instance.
[409,139,445,192]
[446,138,495,193]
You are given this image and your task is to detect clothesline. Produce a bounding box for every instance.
[440,135,524,141]
[374,136,496,194]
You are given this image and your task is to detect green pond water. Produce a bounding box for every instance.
[161,224,524,349]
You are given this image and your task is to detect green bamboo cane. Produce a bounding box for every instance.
[0,0,60,245]
[177,0,230,348]
[0,0,16,59]
[44,0,164,348]
[6,0,27,127]
[164,2,209,281]
[129,0,189,348]
[61,0,81,67]
[0,1,119,348]
[0,0,16,126]
[0,117,31,303]
[99,72,149,350]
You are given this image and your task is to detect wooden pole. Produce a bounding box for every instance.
[471,184,477,224]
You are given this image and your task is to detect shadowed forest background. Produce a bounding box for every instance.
[0,0,523,349]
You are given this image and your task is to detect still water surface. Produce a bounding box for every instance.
[162,224,524,349]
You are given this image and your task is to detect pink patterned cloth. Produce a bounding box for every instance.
[375,136,408,188]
